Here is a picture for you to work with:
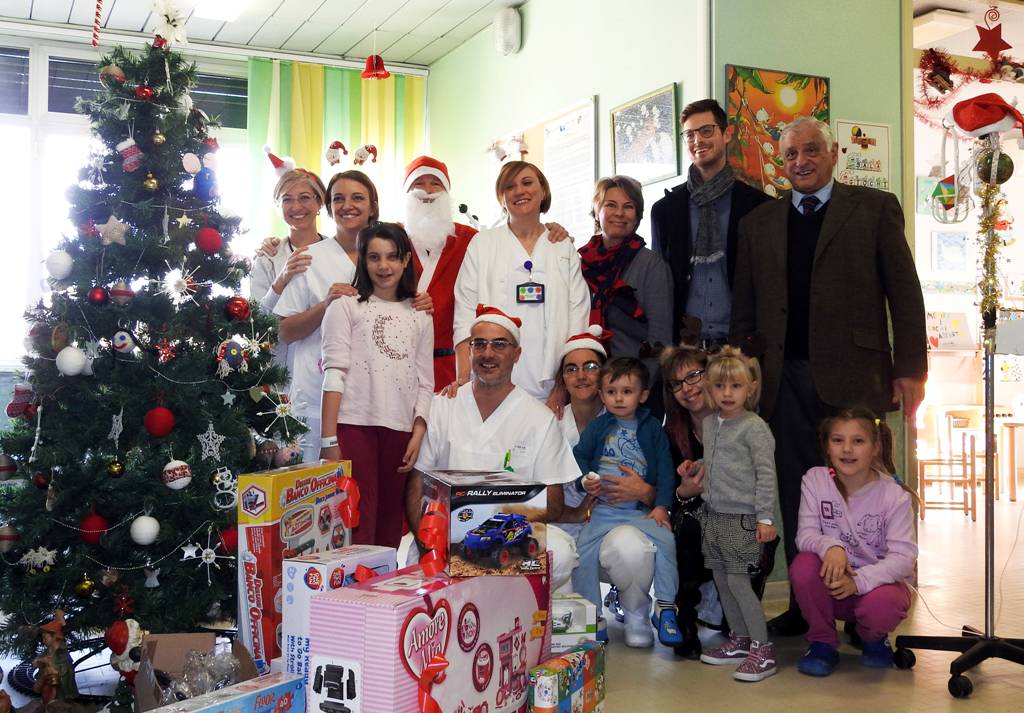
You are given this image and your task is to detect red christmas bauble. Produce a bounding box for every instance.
[79,221,99,239]
[32,471,49,489]
[144,406,175,437]
[218,525,238,552]
[152,35,167,49]
[135,85,155,101]
[195,227,223,256]
[203,137,220,151]
[88,286,109,305]
[80,511,110,545]
[224,296,251,321]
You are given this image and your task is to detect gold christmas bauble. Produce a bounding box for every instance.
[74,574,97,597]
[143,172,159,191]
[152,130,166,146]
[107,460,125,478]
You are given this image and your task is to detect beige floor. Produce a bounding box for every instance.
[602,494,1024,712]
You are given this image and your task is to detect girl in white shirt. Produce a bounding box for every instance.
[319,222,434,548]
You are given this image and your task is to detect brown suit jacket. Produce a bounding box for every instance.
[729,182,927,419]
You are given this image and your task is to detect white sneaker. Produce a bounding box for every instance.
[623,609,654,648]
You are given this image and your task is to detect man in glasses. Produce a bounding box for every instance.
[651,99,770,347]
[407,305,581,579]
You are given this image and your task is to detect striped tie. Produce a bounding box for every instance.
[799,195,820,216]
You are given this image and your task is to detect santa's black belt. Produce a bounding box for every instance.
[433,348,455,358]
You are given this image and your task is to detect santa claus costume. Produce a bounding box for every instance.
[403,156,478,390]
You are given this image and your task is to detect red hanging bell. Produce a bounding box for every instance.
[360,54,391,80]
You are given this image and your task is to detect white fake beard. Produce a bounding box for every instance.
[405,189,454,256]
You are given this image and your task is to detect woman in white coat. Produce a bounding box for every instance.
[453,162,590,400]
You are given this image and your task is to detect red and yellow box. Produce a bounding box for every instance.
[237,461,354,672]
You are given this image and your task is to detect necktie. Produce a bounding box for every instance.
[799,195,820,216]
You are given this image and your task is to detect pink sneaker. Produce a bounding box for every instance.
[700,635,751,665]
[733,640,778,682]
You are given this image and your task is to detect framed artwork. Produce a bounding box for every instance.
[724,64,830,196]
[835,120,890,191]
[931,230,971,272]
[610,84,678,185]
[916,176,939,214]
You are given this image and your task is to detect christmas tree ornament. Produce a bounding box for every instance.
[163,266,200,305]
[273,443,302,467]
[143,566,160,588]
[161,459,192,490]
[256,439,278,466]
[174,212,193,228]
[74,573,97,597]
[108,407,124,449]
[203,137,220,151]
[197,422,226,461]
[109,280,135,306]
[224,296,251,321]
[55,346,88,376]
[202,152,217,170]
[154,338,177,363]
[45,482,57,511]
[152,129,166,146]
[257,392,297,438]
[6,383,34,420]
[217,525,237,552]
[134,85,155,101]
[50,323,70,352]
[112,330,135,353]
[32,471,50,489]
[222,390,237,406]
[99,64,126,83]
[181,526,234,584]
[181,543,199,559]
[977,149,1015,184]
[88,286,110,305]
[194,226,223,255]
[249,384,270,402]
[79,220,100,239]
[152,35,167,49]
[129,515,160,545]
[182,152,201,175]
[19,546,56,574]
[107,459,125,478]
[112,587,135,616]
[353,144,378,165]
[215,339,249,377]
[101,568,119,588]
[116,138,144,173]
[0,524,18,553]
[193,167,218,201]
[0,453,16,480]
[360,55,390,80]
[79,511,110,545]
[325,140,348,166]
[210,467,237,510]
[143,405,175,437]
[45,250,74,280]
[177,91,193,114]
[152,0,188,46]
[142,172,159,191]
[98,215,128,246]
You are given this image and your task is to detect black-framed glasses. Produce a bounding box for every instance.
[668,369,705,392]
[681,124,719,143]
[562,361,601,376]
[469,338,514,352]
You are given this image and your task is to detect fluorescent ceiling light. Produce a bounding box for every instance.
[193,0,251,22]
[913,8,975,48]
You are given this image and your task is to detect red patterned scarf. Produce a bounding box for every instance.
[578,234,646,328]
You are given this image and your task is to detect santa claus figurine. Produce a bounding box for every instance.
[105,618,145,684]
[402,156,478,391]
[352,144,378,166]
[325,140,348,166]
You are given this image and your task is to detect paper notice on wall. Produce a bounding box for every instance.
[926,311,975,350]
[835,119,890,192]
[542,101,596,246]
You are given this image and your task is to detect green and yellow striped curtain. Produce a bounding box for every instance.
[247,59,426,236]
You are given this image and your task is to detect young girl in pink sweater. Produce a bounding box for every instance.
[792,407,918,677]
[319,223,434,548]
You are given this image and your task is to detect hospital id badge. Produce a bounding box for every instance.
[516,280,545,303]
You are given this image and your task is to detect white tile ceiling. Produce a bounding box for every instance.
[0,0,508,65]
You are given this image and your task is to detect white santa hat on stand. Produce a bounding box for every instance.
[951,92,1024,137]
[404,155,452,193]
[473,304,521,343]
[264,145,295,177]
[560,325,608,360]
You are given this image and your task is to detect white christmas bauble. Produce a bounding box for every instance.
[161,459,193,490]
[45,250,74,280]
[55,346,87,376]
[182,153,202,175]
[129,515,160,545]
[0,524,18,554]
[112,331,135,353]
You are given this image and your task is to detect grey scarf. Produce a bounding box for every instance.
[687,163,734,265]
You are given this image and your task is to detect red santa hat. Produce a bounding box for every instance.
[473,304,521,343]
[404,156,451,193]
[264,145,296,177]
[560,325,608,361]
[952,93,1024,138]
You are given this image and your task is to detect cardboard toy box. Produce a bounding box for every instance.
[282,545,398,686]
[237,461,353,672]
[528,641,605,713]
[308,559,552,713]
[144,671,305,713]
[421,470,548,576]
[549,594,598,654]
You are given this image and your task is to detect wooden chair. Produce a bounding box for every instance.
[918,432,977,521]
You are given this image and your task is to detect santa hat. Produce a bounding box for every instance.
[951,93,1024,138]
[404,156,451,193]
[105,619,141,656]
[473,304,521,343]
[264,145,296,177]
[560,325,607,361]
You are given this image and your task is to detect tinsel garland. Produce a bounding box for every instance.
[978,179,1003,317]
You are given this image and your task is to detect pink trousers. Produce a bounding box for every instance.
[337,424,411,549]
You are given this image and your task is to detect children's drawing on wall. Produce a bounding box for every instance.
[835,120,890,190]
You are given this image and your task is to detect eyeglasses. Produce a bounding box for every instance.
[667,369,705,392]
[681,124,719,143]
[562,361,601,376]
[280,194,320,207]
[469,338,514,352]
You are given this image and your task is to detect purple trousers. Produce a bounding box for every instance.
[790,551,911,647]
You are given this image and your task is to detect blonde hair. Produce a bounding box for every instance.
[705,345,761,410]
[495,161,552,214]
[274,169,326,205]
[590,175,644,233]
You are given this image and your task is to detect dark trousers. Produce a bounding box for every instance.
[767,361,833,607]
[337,424,411,550]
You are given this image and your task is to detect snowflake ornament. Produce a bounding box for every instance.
[256,392,298,439]
[197,422,226,461]
[162,263,202,306]
[154,338,178,364]
[181,526,234,584]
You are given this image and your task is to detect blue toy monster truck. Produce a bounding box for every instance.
[462,513,540,567]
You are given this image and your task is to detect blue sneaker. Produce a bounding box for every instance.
[604,585,625,623]
[797,642,840,677]
[596,616,609,644]
[861,638,894,668]
[651,608,684,646]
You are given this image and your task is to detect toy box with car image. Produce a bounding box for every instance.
[307,559,551,713]
[237,461,354,672]
[421,470,548,576]
[549,594,598,653]
[144,669,305,713]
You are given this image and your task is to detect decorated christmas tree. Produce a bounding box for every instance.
[0,34,303,693]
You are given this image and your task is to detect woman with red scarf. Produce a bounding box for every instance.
[577,175,674,410]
